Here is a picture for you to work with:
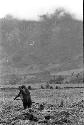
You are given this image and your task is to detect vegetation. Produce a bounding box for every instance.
[47,71,83,85]
[0,7,83,125]
[0,8,83,72]
[0,87,84,125]
[48,75,65,84]
[40,85,44,89]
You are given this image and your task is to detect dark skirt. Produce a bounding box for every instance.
[23,96,32,108]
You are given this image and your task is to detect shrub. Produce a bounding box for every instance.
[55,86,60,89]
[70,72,84,83]
[41,85,44,89]
[46,83,50,89]
[50,86,53,89]
[48,75,65,84]
[56,75,64,84]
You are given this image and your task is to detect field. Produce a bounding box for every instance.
[0,82,84,125]
[0,8,83,125]
[0,70,83,125]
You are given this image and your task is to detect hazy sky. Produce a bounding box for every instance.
[0,0,83,20]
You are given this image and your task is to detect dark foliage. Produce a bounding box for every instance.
[40,85,44,89]
[0,8,83,71]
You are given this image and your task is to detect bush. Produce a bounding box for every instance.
[41,85,44,89]
[55,86,60,89]
[70,72,84,83]
[46,84,50,89]
[48,75,65,84]
[50,86,53,89]
[56,75,64,84]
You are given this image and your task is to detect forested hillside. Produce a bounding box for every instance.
[0,9,83,74]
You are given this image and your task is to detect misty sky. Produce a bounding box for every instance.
[0,0,83,20]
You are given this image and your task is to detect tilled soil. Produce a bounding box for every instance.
[0,88,84,125]
[0,99,84,125]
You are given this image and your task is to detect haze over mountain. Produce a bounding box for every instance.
[0,9,83,75]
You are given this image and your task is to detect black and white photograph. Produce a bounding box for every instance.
[0,0,83,124]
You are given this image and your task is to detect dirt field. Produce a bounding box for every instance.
[0,86,84,125]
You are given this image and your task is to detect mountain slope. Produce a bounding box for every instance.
[0,10,83,74]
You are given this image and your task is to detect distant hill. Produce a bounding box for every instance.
[0,9,83,75]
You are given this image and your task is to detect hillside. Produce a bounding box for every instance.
[0,9,83,76]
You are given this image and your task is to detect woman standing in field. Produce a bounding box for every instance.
[14,85,32,109]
